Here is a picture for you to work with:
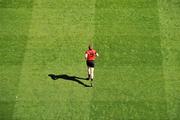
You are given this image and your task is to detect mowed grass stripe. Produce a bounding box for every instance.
[0,1,34,120]
[90,0,167,119]
[13,0,95,119]
[158,0,180,119]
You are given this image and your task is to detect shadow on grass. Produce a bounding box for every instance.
[48,74,92,87]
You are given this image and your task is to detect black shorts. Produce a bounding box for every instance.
[86,60,95,67]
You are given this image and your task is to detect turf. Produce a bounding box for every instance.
[0,0,180,120]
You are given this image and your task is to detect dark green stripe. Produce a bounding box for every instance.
[0,0,33,8]
[0,1,34,119]
[91,0,167,119]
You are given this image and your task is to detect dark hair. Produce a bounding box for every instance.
[89,45,92,50]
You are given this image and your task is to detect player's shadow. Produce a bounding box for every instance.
[48,74,91,87]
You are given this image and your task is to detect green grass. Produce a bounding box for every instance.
[0,0,180,120]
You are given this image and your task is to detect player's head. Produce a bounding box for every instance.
[89,45,92,50]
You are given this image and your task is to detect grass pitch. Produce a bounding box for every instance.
[0,0,180,120]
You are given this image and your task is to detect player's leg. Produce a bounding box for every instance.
[86,61,91,80]
[90,67,94,87]
[88,67,91,79]
[90,67,94,80]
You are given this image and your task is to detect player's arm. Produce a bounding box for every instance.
[96,52,99,57]
[85,53,88,60]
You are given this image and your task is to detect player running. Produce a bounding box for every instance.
[85,45,99,86]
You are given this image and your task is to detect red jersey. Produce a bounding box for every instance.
[85,49,97,61]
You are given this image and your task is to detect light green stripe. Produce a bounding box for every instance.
[158,0,180,119]
[13,0,95,119]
